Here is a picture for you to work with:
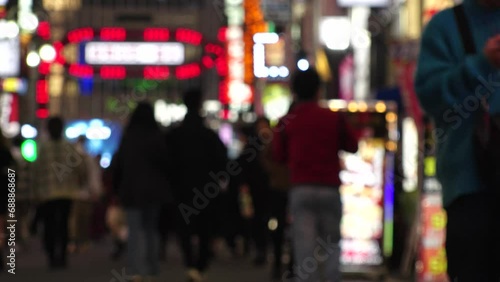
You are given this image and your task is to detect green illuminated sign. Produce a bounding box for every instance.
[21,139,37,162]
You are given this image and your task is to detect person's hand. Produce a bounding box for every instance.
[484,35,500,68]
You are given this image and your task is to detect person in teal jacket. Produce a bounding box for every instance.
[415,0,500,280]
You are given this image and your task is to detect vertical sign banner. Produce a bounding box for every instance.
[0,93,20,138]
[0,37,21,78]
[225,0,253,107]
[416,122,448,281]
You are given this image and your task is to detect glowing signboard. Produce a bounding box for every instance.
[84,42,185,66]
[253,33,289,79]
[0,93,19,138]
[0,37,20,78]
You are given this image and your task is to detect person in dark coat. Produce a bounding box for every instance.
[166,89,227,282]
[113,102,170,281]
[235,123,271,266]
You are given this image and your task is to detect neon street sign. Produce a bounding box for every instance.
[84,42,185,66]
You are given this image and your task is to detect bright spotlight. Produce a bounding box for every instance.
[3,21,19,38]
[21,124,38,139]
[297,59,309,71]
[26,51,40,67]
[39,44,56,62]
[19,13,39,32]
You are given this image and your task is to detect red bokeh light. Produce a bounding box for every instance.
[175,28,202,46]
[100,66,126,79]
[100,27,126,41]
[219,80,229,104]
[38,61,51,75]
[215,57,228,76]
[36,80,49,104]
[220,108,230,120]
[205,44,224,56]
[69,64,93,78]
[68,27,94,43]
[175,64,201,80]
[144,66,170,79]
[36,108,49,119]
[144,28,170,41]
[37,21,51,40]
[53,41,65,65]
[217,27,227,42]
[202,56,214,69]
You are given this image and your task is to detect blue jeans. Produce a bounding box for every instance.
[125,206,161,277]
[288,186,342,282]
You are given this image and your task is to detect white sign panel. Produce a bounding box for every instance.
[0,38,20,78]
[337,0,390,7]
[84,42,185,65]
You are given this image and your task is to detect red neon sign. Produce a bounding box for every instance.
[36,108,49,119]
[69,64,93,78]
[175,63,201,80]
[68,27,94,43]
[36,80,49,104]
[100,66,126,80]
[57,27,226,81]
[144,66,170,79]
[38,21,51,40]
[175,28,202,46]
[100,27,126,41]
[144,28,170,41]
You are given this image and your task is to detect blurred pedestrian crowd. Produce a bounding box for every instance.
[0,69,359,282]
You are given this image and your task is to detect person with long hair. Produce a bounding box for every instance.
[112,102,170,282]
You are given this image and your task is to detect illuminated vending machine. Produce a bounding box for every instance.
[324,100,397,279]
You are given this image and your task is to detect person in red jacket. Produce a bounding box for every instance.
[273,68,358,282]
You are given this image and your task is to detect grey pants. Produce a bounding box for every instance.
[288,186,342,282]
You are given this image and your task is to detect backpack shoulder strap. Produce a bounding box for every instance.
[453,4,476,55]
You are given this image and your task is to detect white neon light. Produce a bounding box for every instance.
[26,51,40,67]
[0,37,20,77]
[85,42,185,65]
[86,126,111,140]
[21,124,37,139]
[253,32,279,44]
[297,59,309,71]
[100,153,111,168]
[0,21,20,39]
[39,44,56,62]
[253,37,289,79]
[279,66,289,78]
[203,100,221,113]
[269,66,279,78]
[0,93,20,138]
[320,17,351,51]
[154,100,187,127]
[18,13,38,32]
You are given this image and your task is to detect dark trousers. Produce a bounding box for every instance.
[42,199,72,265]
[446,192,500,282]
[177,214,212,272]
[252,209,269,258]
[270,191,287,268]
